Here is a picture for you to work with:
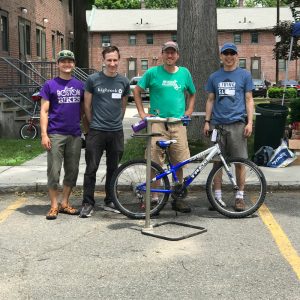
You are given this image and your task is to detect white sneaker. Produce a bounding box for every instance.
[103,202,120,214]
[216,198,226,207]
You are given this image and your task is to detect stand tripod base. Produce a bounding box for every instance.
[141,221,207,241]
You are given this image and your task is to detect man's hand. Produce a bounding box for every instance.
[203,122,210,136]
[41,135,51,150]
[244,123,253,137]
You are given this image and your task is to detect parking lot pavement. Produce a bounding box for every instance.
[0,191,299,299]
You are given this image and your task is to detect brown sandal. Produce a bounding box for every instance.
[58,204,79,215]
[46,207,59,220]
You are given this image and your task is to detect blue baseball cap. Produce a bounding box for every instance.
[220,43,238,54]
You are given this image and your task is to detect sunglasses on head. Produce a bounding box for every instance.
[59,51,73,57]
[222,50,237,56]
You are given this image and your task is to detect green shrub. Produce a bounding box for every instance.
[268,87,297,99]
[289,98,300,124]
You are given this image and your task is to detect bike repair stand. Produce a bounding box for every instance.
[134,117,207,241]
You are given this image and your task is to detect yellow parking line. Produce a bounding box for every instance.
[0,198,27,223]
[258,203,300,281]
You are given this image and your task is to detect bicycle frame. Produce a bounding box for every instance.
[137,142,238,194]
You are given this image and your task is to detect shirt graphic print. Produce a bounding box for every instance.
[218,79,236,99]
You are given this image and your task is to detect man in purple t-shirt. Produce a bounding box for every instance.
[40,50,85,220]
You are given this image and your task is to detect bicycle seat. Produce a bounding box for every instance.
[156,140,177,149]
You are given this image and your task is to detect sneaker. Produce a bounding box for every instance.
[46,207,58,220]
[216,198,226,208]
[171,200,191,213]
[235,198,246,212]
[103,201,120,214]
[79,203,94,218]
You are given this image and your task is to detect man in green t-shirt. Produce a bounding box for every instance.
[134,41,196,213]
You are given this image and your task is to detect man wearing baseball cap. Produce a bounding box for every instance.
[203,42,254,212]
[134,41,196,213]
[40,49,86,220]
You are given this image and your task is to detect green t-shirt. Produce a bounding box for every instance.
[138,65,196,118]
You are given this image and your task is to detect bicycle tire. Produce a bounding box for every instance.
[110,159,170,219]
[206,158,267,218]
[19,123,38,140]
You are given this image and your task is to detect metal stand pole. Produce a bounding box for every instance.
[143,120,153,231]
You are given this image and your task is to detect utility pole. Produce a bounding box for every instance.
[276,0,280,84]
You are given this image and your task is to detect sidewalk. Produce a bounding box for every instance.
[1,104,300,192]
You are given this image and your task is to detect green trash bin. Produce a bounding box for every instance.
[254,103,288,153]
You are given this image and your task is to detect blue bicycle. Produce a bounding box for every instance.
[110,127,267,219]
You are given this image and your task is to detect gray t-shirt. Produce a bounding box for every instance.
[85,71,130,131]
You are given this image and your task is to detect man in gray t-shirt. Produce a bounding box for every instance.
[80,46,130,218]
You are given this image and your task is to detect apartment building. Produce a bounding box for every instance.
[86,7,296,83]
[0,0,74,68]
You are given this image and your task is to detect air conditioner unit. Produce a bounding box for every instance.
[102,43,110,47]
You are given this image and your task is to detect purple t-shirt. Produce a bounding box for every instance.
[40,77,84,136]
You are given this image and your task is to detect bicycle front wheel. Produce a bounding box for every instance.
[19,123,38,139]
[206,158,267,218]
[110,159,170,219]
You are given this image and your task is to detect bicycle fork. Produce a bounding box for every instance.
[218,154,239,190]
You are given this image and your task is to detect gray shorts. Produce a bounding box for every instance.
[47,134,82,189]
[213,122,248,159]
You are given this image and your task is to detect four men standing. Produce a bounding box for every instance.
[41,41,253,219]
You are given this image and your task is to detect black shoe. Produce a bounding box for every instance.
[171,200,191,213]
[103,201,120,214]
[79,203,94,218]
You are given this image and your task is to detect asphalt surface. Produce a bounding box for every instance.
[0,191,299,299]
[0,104,299,299]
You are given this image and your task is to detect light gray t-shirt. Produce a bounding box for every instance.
[85,71,130,131]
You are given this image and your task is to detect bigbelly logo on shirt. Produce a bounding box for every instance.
[57,87,81,104]
[218,80,236,98]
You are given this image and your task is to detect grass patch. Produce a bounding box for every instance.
[0,138,44,166]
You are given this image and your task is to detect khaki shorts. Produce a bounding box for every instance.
[148,122,190,166]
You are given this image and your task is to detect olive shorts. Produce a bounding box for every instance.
[213,122,248,159]
[47,134,82,189]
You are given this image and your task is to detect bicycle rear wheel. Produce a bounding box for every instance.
[19,123,38,139]
[110,159,170,219]
[206,158,267,218]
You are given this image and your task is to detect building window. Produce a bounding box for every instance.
[1,14,9,51]
[26,23,31,55]
[278,59,286,71]
[146,33,153,44]
[60,37,64,50]
[36,29,41,57]
[233,33,241,44]
[69,0,73,15]
[251,32,258,43]
[52,35,56,59]
[171,33,177,42]
[239,59,246,69]
[141,59,148,71]
[129,34,136,45]
[101,34,111,46]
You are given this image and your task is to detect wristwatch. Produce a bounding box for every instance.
[205,120,210,123]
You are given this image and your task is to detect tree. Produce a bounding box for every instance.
[217,0,238,7]
[244,0,290,7]
[273,1,300,61]
[94,0,140,9]
[177,0,219,141]
[73,1,94,68]
[145,0,177,8]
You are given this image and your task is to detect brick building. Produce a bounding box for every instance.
[87,7,296,83]
[0,0,74,64]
